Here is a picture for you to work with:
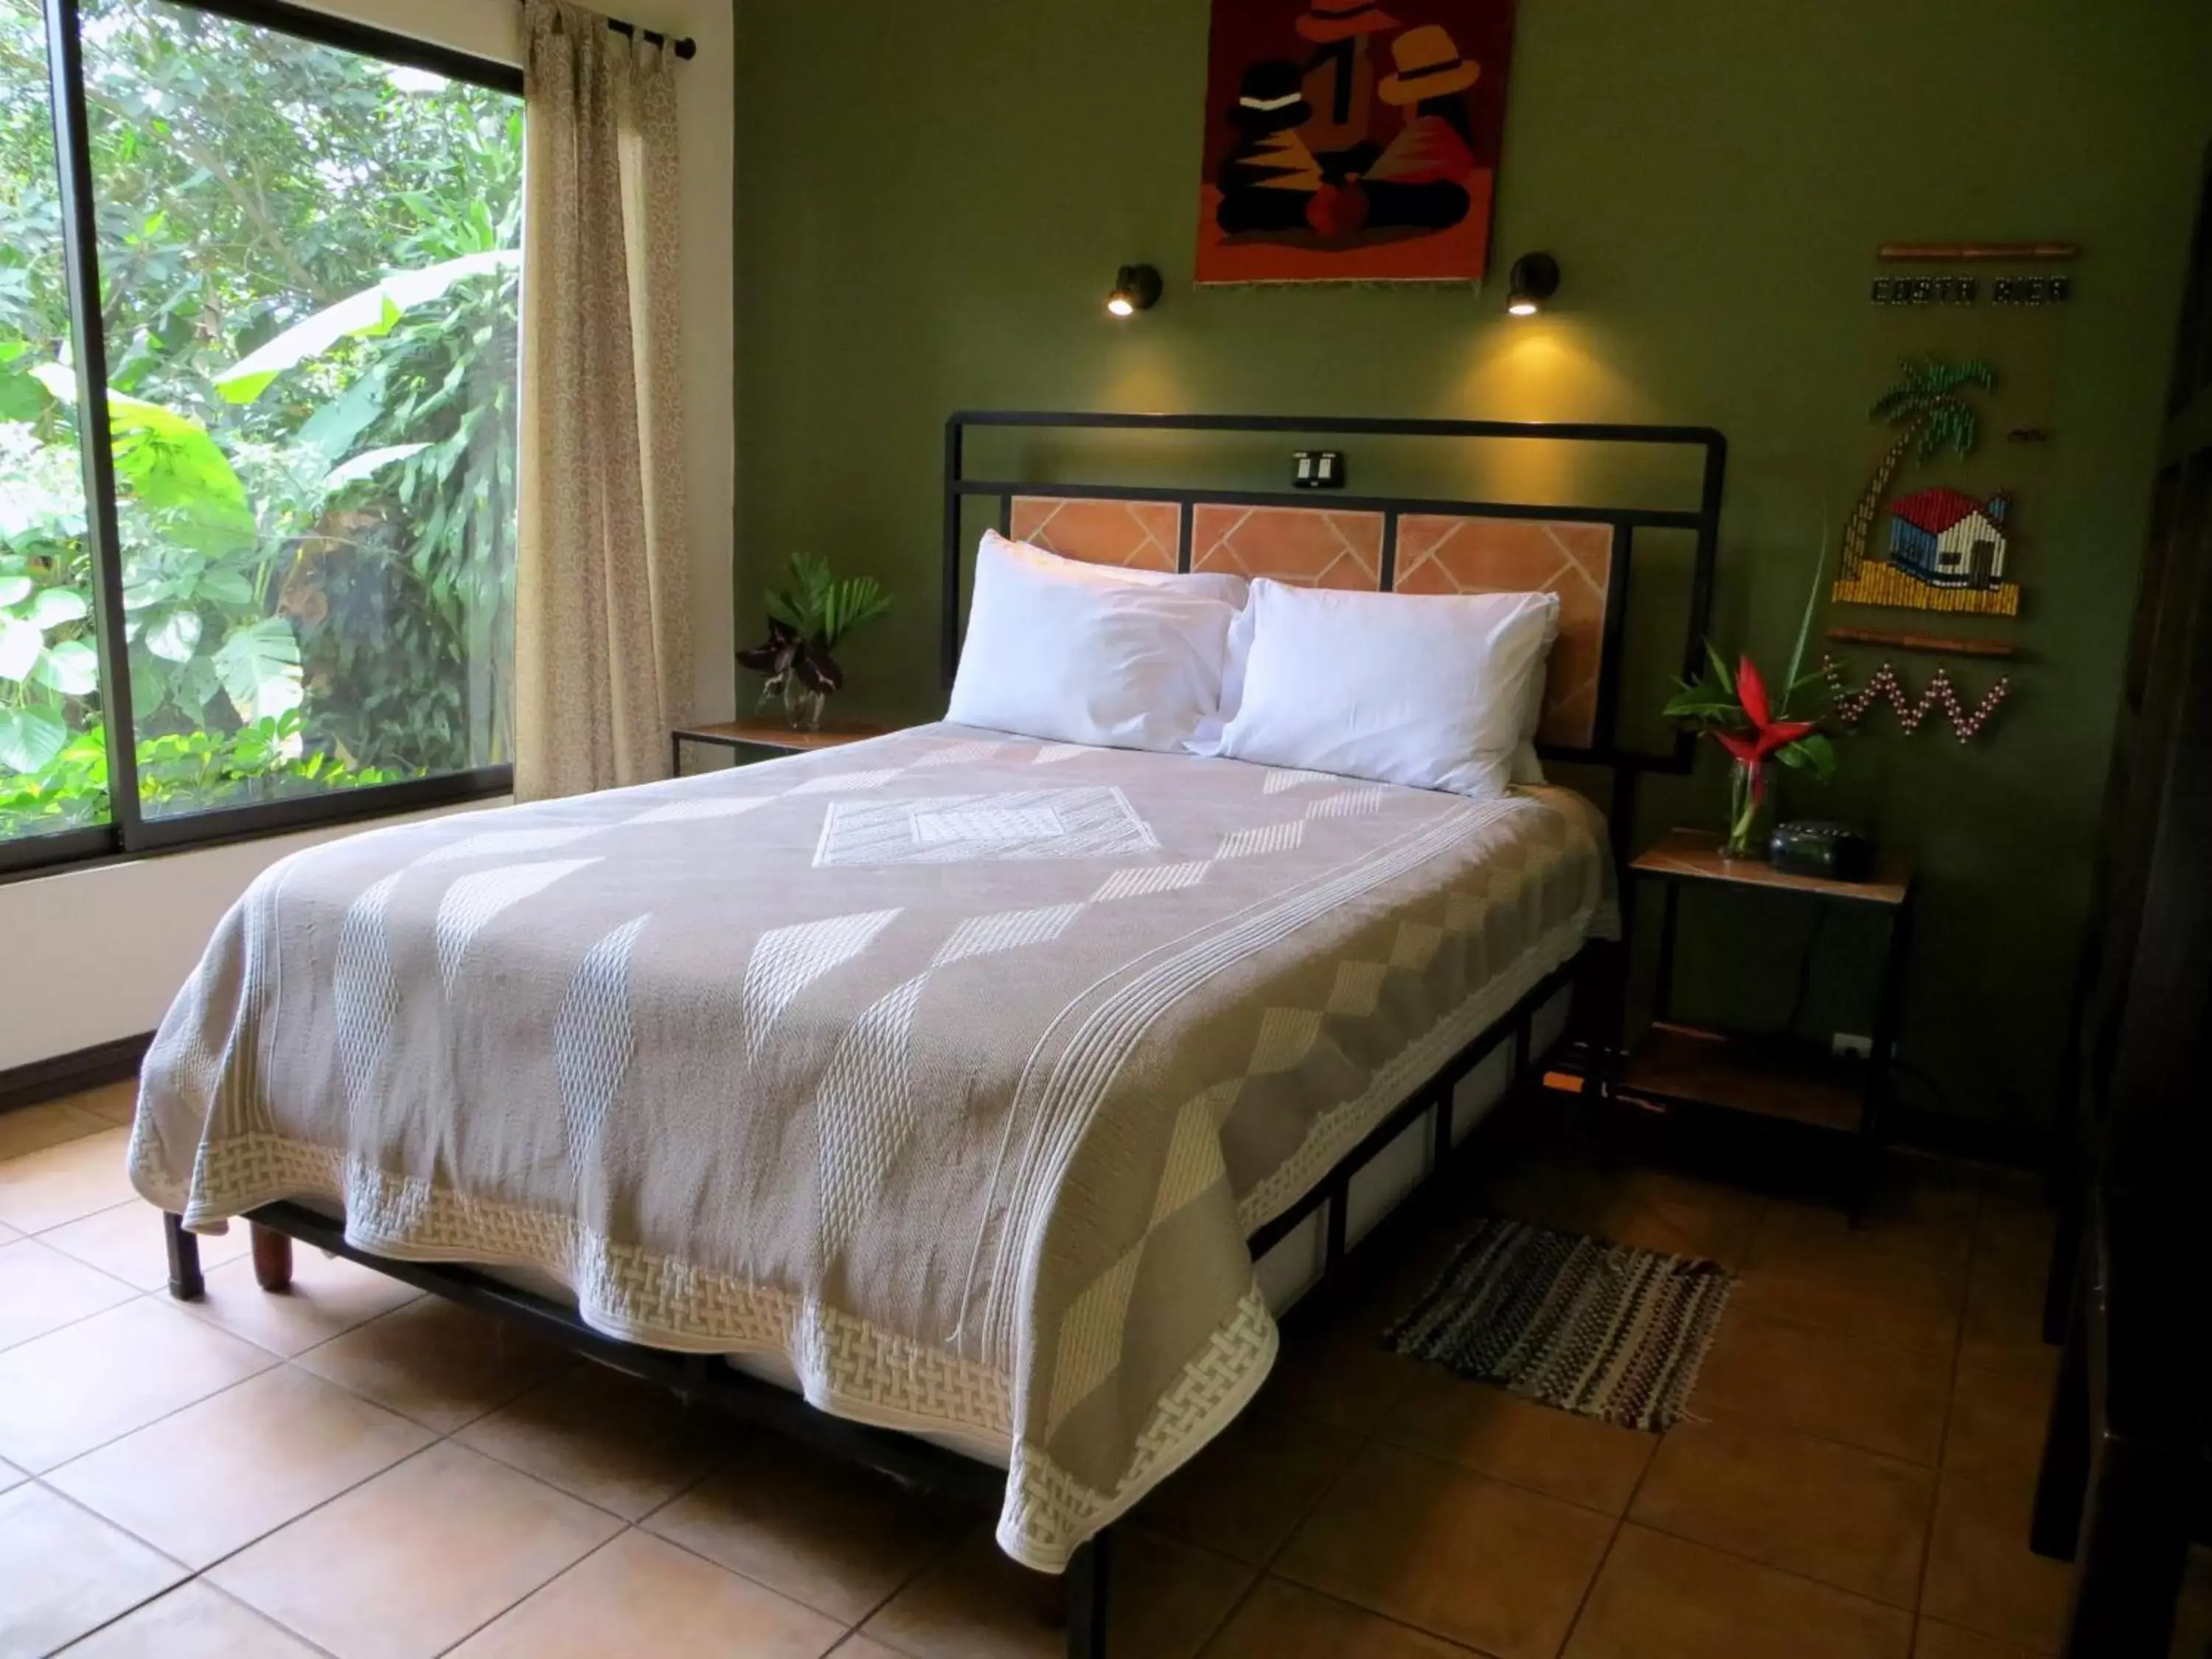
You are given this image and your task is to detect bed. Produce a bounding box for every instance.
[133,410,1725,1658]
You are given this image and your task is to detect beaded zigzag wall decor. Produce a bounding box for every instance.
[1823,655,2011,742]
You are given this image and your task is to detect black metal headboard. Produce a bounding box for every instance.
[941,410,1724,781]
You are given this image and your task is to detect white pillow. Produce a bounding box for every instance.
[948,531,1237,751]
[1211,580,1560,797]
[980,529,1249,608]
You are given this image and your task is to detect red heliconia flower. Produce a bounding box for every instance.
[1714,655,1815,799]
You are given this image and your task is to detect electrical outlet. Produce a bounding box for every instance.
[1832,1032,1873,1060]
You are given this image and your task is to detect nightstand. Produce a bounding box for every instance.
[669,717,893,776]
[1618,827,1917,1217]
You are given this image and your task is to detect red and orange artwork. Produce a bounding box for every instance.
[1195,0,1518,285]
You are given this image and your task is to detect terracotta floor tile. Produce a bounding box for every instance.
[1200,1576,1484,1658]
[830,1641,908,1659]
[456,1358,734,1520]
[1135,1403,1362,1565]
[62,1080,142,1127]
[1276,1441,1613,1659]
[1259,1327,1423,1434]
[1691,1307,1952,1464]
[0,1237,136,1351]
[0,1295,275,1472]
[1578,1169,1769,1268]
[207,1441,622,1659]
[177,1249,422,1358]
[1942,1355,2059,1478]
[448,1528,844,1658]
[0,1099,113,1162]
[1972,1207,2056,1291]
[1729,1242,1963,1356]
[1958,1267,2054,1374]
[41,1202,251,1293]
[1755,1194,1975,1281]
[644,1429,950,1623]
[48,1365,436,1568]
[1976,1169,2046,1216]
[1921,1467,2070,1652]
[1911,1616,2045,1658]
[1469,1147,1614,1232]
[0,1127,137,1233]
[1564,1524,1912,1658]
[1630,1419,1934,1607]
[1377,1371,1655,1516]
[297,1295,568,1433]
[52,1579,325,1658]
[0,1483,187,1659]
[863,1526,1252,1659]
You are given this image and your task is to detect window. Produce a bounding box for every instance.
[1,0,104,854]
[1,0,519,873]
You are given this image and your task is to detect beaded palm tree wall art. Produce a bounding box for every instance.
[1832,357,2022,618]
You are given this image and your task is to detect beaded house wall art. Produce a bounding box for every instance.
[1832,356,2022,616]
[1194,0,1519,285]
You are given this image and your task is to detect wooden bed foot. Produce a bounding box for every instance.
[251,1222,293,1291]
[163,1213,204,1301]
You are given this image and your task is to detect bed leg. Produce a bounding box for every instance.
[251,1222,293,1291]
[163,1213,204,1301]
[1064,1528,1112,1659]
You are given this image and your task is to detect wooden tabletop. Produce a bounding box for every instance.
[673,717,892,753]
[1630,827,1913,905]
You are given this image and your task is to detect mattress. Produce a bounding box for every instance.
[132,723,1610,1568]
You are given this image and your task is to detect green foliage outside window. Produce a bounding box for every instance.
[0,0,521,835]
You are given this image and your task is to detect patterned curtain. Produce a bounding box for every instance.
[515,0,691,800]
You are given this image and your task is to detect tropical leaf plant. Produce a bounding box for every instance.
[742,552,895,699]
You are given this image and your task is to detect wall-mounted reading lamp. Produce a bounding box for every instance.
[1106,265,1163,318]
[1505,252,1560,316]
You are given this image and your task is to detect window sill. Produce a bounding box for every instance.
[0,766,514,888]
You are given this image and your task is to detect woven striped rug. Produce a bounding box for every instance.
[1385,1217,1734,1432]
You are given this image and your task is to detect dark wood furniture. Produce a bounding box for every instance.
[2032,143,2212,1657]
[1619,828,1916,1216]
[669,715,892,775]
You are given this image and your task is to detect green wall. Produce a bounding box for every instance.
[734,0,2212,1137]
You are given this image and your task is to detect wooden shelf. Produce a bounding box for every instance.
[1631,827,1913,907]
[1619,1022,1868,1135]
[674,717,893,755]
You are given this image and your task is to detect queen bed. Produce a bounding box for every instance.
[132,410,1724,1657]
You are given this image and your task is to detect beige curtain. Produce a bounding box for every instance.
[515,0,690,800]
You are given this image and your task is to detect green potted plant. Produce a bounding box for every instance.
[737,552,894,731]
[1663,541,1837,858]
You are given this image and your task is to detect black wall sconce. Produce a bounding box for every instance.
[1106,264,1163,318]
[1505,251,1560,316]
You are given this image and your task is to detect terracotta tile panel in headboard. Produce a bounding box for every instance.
[1008,498,1179,571]
[1394,515,1615,748]
[1190,505,1383,590]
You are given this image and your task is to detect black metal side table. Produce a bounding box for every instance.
[1617,827,1918,1217]
[669,717,893,776]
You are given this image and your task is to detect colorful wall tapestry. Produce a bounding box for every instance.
[1194,0,1518,286]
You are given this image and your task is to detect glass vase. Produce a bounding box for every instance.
[1721,757,1772,860]
[783,678,826,733]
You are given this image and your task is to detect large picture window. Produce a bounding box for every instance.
[0,0,519,872]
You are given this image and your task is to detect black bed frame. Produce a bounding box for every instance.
[162,411,1724,1658]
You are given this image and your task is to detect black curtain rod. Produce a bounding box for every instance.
[517,0,696,60]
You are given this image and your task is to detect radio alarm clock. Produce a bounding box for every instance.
[1767,821,1874,882]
